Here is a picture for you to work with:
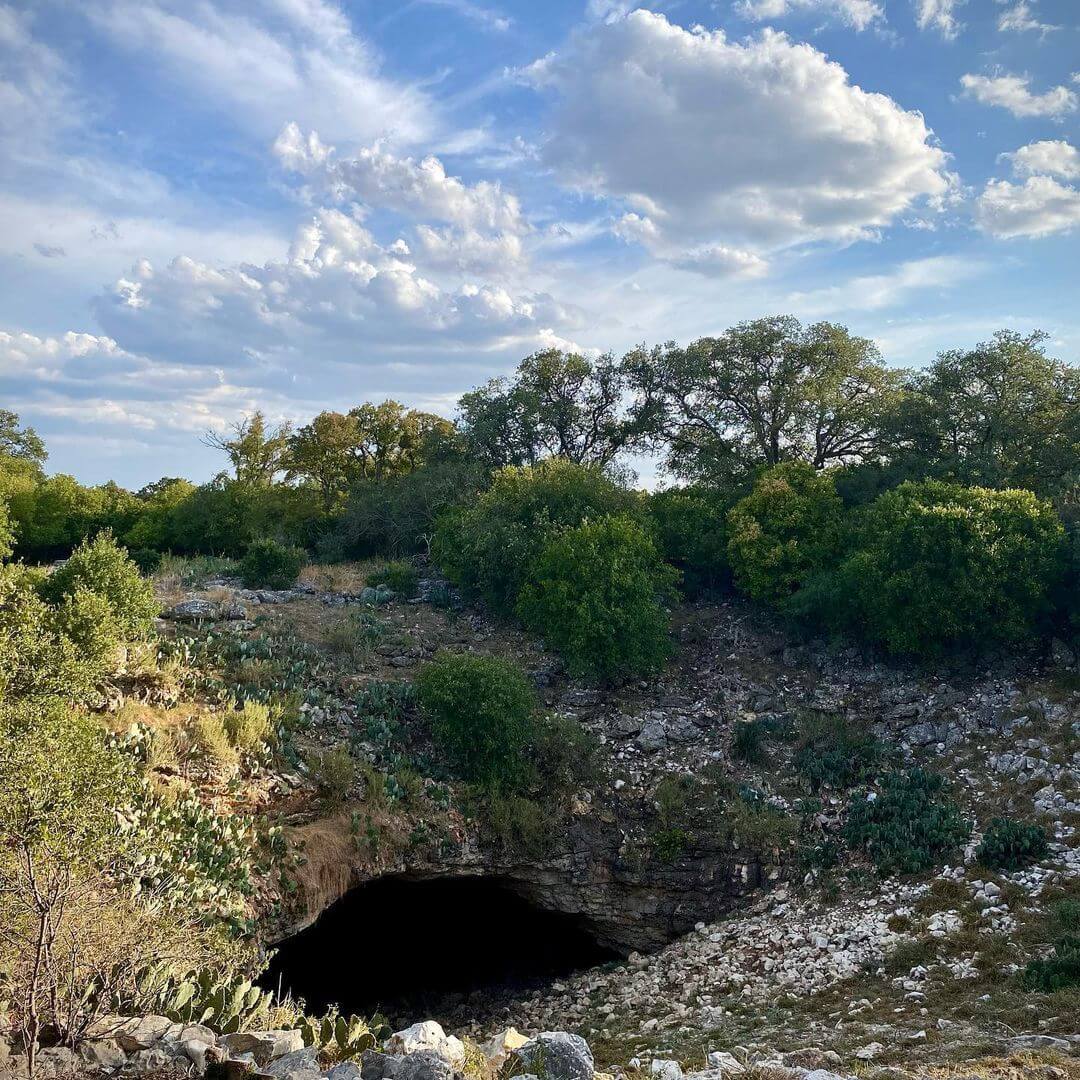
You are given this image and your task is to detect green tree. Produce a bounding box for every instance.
[347,401,455,481]
[0,700,135,1072]
[287,411,362,512]
[458,349,647,467]
[891,330,1080,496]
[517,514,679,680]
[726,462,844,608]
[647,486,738,597]
[204,411,292,487]
[626,316,906,482]
[0,409,46,470]
[433,459,641,614]
[833,481,1065,655]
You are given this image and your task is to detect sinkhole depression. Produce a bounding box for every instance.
[261,875,620,1023]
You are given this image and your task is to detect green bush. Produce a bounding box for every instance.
[127,547,164,574]
[1022,937,1080,992]
[40,531,158,639]
[844,769,970,875]
[0,570,108,702]
[731,719,767,765]
[239,538,306,589]
[416,652,536,790]
[825,481,1065,655]
[223,700,274,752]
[49,587,123,670]
[517,514,679,681]
[0,499,13,561]
[647,486,735,598]
[977,818,1050,871]
[433,459,641,614]
[794,713,884,792]
[366,560,419,598]
[726,462,844,608]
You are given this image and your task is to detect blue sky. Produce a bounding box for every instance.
[1,0,1078,486]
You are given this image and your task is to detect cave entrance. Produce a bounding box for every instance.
[261,876,620,1025]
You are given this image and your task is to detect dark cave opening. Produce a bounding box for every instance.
[261,876,620,1024]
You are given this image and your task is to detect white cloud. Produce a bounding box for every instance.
[734,0,885,32]
[526,11,951,274]
[976,176,1080,238]
[913,0,965,39]
[412,0,511,32]
[274,123,526,234]
[84,0,436,146]
[1005,140,1080,180]
[996,1,1058,35]
[90,207,581,369]
[960,73,1077,118]
[787,255,985,315]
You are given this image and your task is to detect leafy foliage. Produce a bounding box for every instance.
[366,560,419,598]
[433,458,640,614]
[1022,937,1080,992]
[727,462,844,607]
[40,530,158,639]
[416,652,536,791]
[240,538,306,589]
[819,481,1065,655]
[843,769,970,875]
[647,485,735,597]
[976,818,1050,871]
[517,514,678,681]
[794,713,884,792]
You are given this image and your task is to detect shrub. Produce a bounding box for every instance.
[731,719,767,765]
[726,462,844,608]
[223,700,274,752]
[0,569,111,702]
[367,560,419,598]
[416,652,536,790]
[40,530,158,639]
[127,547,164,574]
[829,482,1065,655]
[794,713,884,792]
[239,538,306,589]
[0,499,13,560]
[191,713,237,767]
[516,514,678,681]
[977,818,1050,871]
[1022,937,1080,992]
[49,587,123,670]
[844,769,970,875]
[309,748,357,806]
[647,486,735,598]
[433,459,641,614]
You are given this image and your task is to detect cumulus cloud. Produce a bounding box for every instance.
[976,176,1080,238]
[83,0,436,146]
[91,207,580,369]
[1005,140,1080,180]
[960,73,1077,118]
[734,0,885,32]
[526,11,951,275]
[913,0,965,39]
[274,123,526,234]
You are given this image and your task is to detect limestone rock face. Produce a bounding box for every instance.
[222,1030,304,1066]
[510,1032,594,1080]
[478,1027,528,1070]
[394,1050,459,1080]
[263,1046,323,1080]
[113,1014,174,1052]
[162,598,247,622]
[386,1022,465,1067]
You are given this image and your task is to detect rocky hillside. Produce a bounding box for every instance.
[5,563,1078,1080]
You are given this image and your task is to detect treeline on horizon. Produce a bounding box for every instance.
[2,314,1078,665]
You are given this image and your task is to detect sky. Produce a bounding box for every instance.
[1,0,1078,487]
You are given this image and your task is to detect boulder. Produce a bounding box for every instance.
[361,1049,402,1080]
[79,1040,128,1070]
[328,1064,364,1080]
[262,1047,323,1080]
[128,1046,182,1074]
[223,1031,304,1066]
[478,1028,529,1070]
[704,1051,747,1074]
[179,1038,214,1072]
[510,1033,594,1080]
[33,1047,81,1078]
[394,1050,459,1080]
[162,598,247,622]
[113,1015,174,1052]
[163,1021,217,1047]
[650,1061,683,1080]
[636,719,667,752]
[386,1023,465,1067]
